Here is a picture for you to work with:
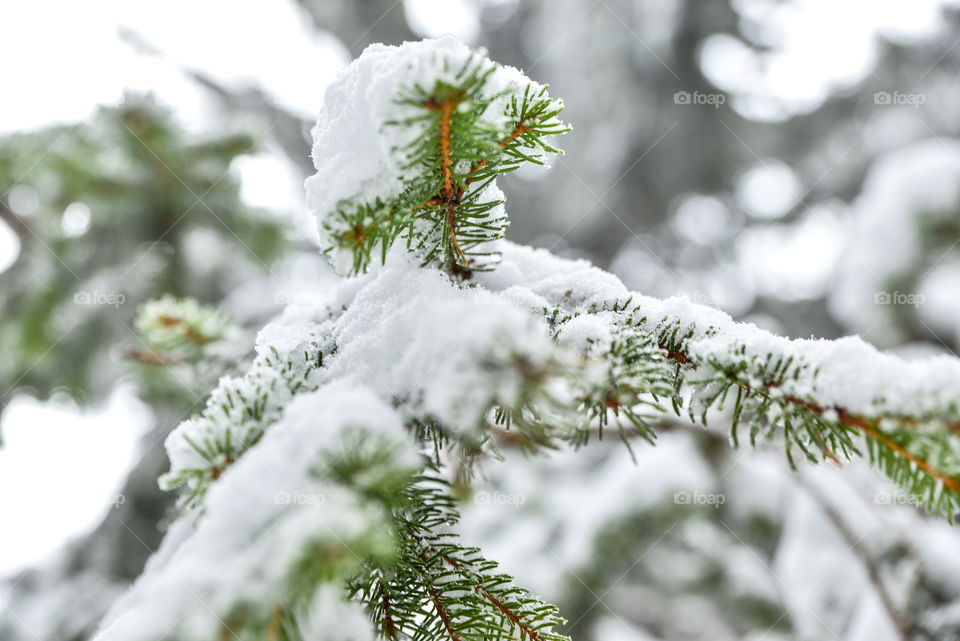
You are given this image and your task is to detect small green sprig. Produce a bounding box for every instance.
[322,53,569,276]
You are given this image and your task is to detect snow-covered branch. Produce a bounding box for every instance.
[96,36,960,641]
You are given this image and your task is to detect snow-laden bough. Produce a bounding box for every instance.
[96,37,960,641]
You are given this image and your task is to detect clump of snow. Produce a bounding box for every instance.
[556,312,618,351]
[96,383,419,641]
[479,242,627,305]
[488,242,960,419]
[320,246,559,432]
[304,36,558,274]
[161,322,333,491]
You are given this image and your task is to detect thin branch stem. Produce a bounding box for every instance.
[428,583,463,641]
[377,581,399,641]
[267,603,283,641]
[424,96,470,268]
[795,473,911,641]
[467,122,529,179]
[478,587,543,641]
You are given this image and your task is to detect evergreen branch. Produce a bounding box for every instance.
[466,121,530,181]
[159,326,332,507]
[318,46,566,276]
[133,39,960,641]
[135,295,235,357]
[353,478,568,641]
[376,580,399,641]
[531,296,960,518]
[663,345,960,495]
[424,95,460,202]
[428,582,464,641]
[665,339,960,513]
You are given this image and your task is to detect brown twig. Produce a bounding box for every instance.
[121,347,182,367]
[428,584,463,641]
[466,122,529,180]
[424,97,470,268]
[414,104,534,272]
[210,456,234,481]
[157,314,212,345]
[377,582,399,640]
[478,587,543,641]
[266,604,283,641]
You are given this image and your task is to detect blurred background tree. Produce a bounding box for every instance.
[2,1,960,640]
[0,96,295,640]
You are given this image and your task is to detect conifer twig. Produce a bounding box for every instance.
[659,348,960,493]
[267,604,283,641]
[467,121,531,180]
[428,583,463,641]
[377,583,399,641]
[795,474,911,641]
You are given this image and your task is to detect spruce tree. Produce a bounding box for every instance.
[94,37,960,641]
[0,98,291,641]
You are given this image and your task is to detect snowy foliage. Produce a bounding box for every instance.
[134,295,241,366]
[305,36,567,275]
[831,140,960,347]
[99,384,416,640]
[97,38,960,641]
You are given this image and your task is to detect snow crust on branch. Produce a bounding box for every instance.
[109,240,960,639]
[160,239,960,514]
[100,36,960,641]
[97,383,417,641]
